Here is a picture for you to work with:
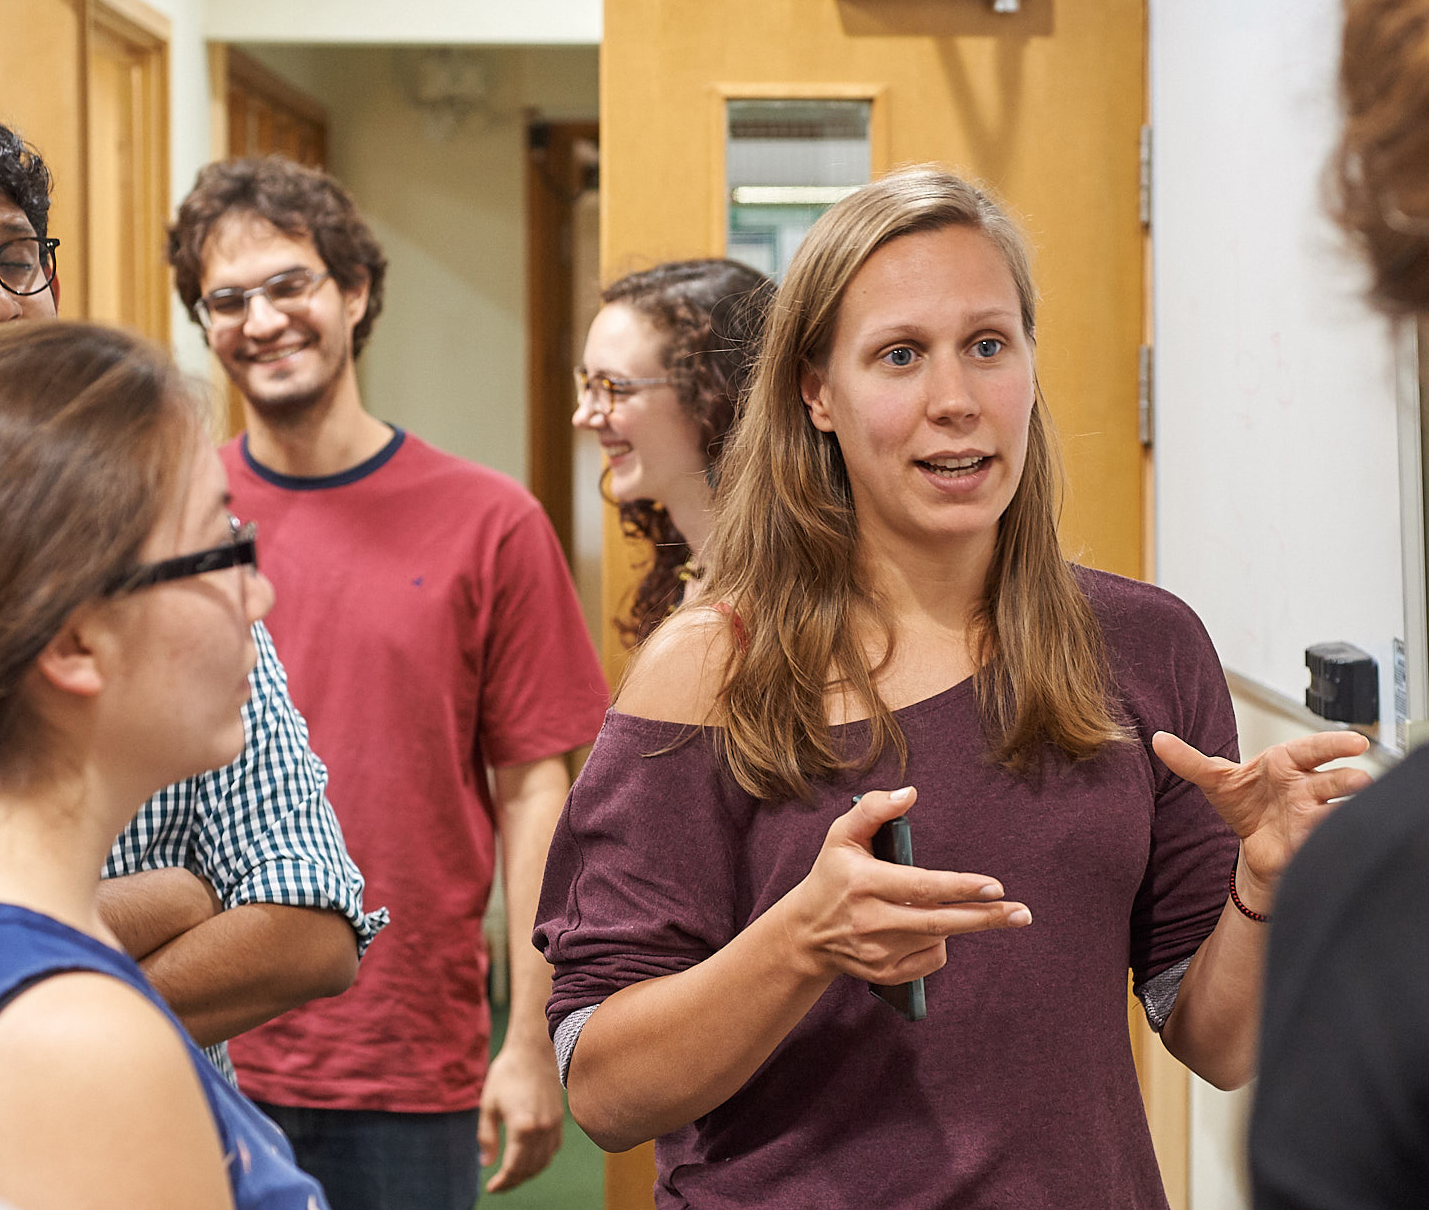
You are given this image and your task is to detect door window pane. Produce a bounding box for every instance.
[726,99,870,280]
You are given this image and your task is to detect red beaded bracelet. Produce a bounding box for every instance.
[1229,864,1271,924]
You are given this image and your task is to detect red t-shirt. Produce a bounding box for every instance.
[224,429,607,1112]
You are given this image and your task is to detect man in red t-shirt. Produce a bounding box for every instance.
[168,157,607,1210]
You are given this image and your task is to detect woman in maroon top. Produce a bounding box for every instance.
[536,167,1369,1209]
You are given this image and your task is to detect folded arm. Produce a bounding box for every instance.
[103,623,381,1045]
[141,903,357,1047]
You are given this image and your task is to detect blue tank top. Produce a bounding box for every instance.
[0,904,330,1210]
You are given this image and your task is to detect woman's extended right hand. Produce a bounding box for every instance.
[784,786,1032,986]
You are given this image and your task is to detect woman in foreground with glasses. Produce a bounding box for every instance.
[573,259,772,643]
[537,167,1371,1207]
[0,322,328,1210]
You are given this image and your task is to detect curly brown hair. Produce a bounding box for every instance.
[169,156,387,357]
[600,259,773,644]
[1333,0,1429,314]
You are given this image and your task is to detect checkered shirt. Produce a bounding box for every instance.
[104,621,388,1083]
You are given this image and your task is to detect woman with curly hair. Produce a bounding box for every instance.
[573,259,772,644]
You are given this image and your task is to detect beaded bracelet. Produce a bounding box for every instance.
[1229,864,1271,924]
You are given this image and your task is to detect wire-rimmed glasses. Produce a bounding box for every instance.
[196,267,332,332]
[573,365,674,416]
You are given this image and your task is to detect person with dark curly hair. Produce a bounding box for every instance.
[169,156,607,1210]
[1250,3,1429,1206]
[574,259,772,644]
[0,124,58,321]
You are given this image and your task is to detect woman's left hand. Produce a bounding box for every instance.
[1152,730,1374,889]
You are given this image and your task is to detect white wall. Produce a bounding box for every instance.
[136,0,218,380]
[1148,3,1411,1204]
[205,0,600,46]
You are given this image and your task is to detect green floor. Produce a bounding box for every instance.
[480,1005,605,1208]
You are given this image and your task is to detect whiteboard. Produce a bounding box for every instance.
[1149,0,1422,741]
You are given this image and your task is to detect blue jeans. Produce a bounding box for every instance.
[255,1103,482,1210]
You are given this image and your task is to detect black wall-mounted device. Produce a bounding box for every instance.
[1305,642,1379,725]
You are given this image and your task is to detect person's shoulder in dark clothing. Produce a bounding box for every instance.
[1251,745,1429,1208]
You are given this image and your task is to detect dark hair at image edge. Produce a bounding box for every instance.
[0,125,53,240]
[0,322,199,786]
[168,156,387,358]
[600,258,774,645]
[696,165,1128,802]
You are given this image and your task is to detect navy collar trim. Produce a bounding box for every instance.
[240,427,406,491]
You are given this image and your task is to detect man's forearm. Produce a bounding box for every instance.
[97,869,221,960]
[141,903,358,1047]
[493,756,571,1052]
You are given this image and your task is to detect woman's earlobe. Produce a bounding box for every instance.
[33,617,105,699]
[800,363,836,433]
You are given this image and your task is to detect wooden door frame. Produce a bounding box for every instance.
[526,118,599,562]
[87,0,170,341]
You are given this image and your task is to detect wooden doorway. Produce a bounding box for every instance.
[598,2,1161,1206]
[0,0,170,336]
[86,0,169,340]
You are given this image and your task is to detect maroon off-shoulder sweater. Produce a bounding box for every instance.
[535,569,1240,1209]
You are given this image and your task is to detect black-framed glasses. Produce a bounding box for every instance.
[573,365,674,416]
[196,267,331,332]
[109,516,258,595]
[0,236,60,298]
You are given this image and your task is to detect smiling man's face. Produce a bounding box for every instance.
[198,212,367,419]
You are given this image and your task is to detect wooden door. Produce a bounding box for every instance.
[86,0,168,339]
[0,0,168,336]
[599,0,1146,665]
[0,0,88,311]
[599,2,1163,1206]
[225,47,328,167]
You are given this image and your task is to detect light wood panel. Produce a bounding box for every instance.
[86,0,168,340]
[0,0,168,337]
[527,120,600,562]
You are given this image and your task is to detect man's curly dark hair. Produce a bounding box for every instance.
[0,125,53,240]
[169,156,386,357]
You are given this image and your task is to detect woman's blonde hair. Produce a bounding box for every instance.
[697,165,1125,802]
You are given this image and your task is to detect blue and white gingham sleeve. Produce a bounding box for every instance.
[178,623,387,952]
